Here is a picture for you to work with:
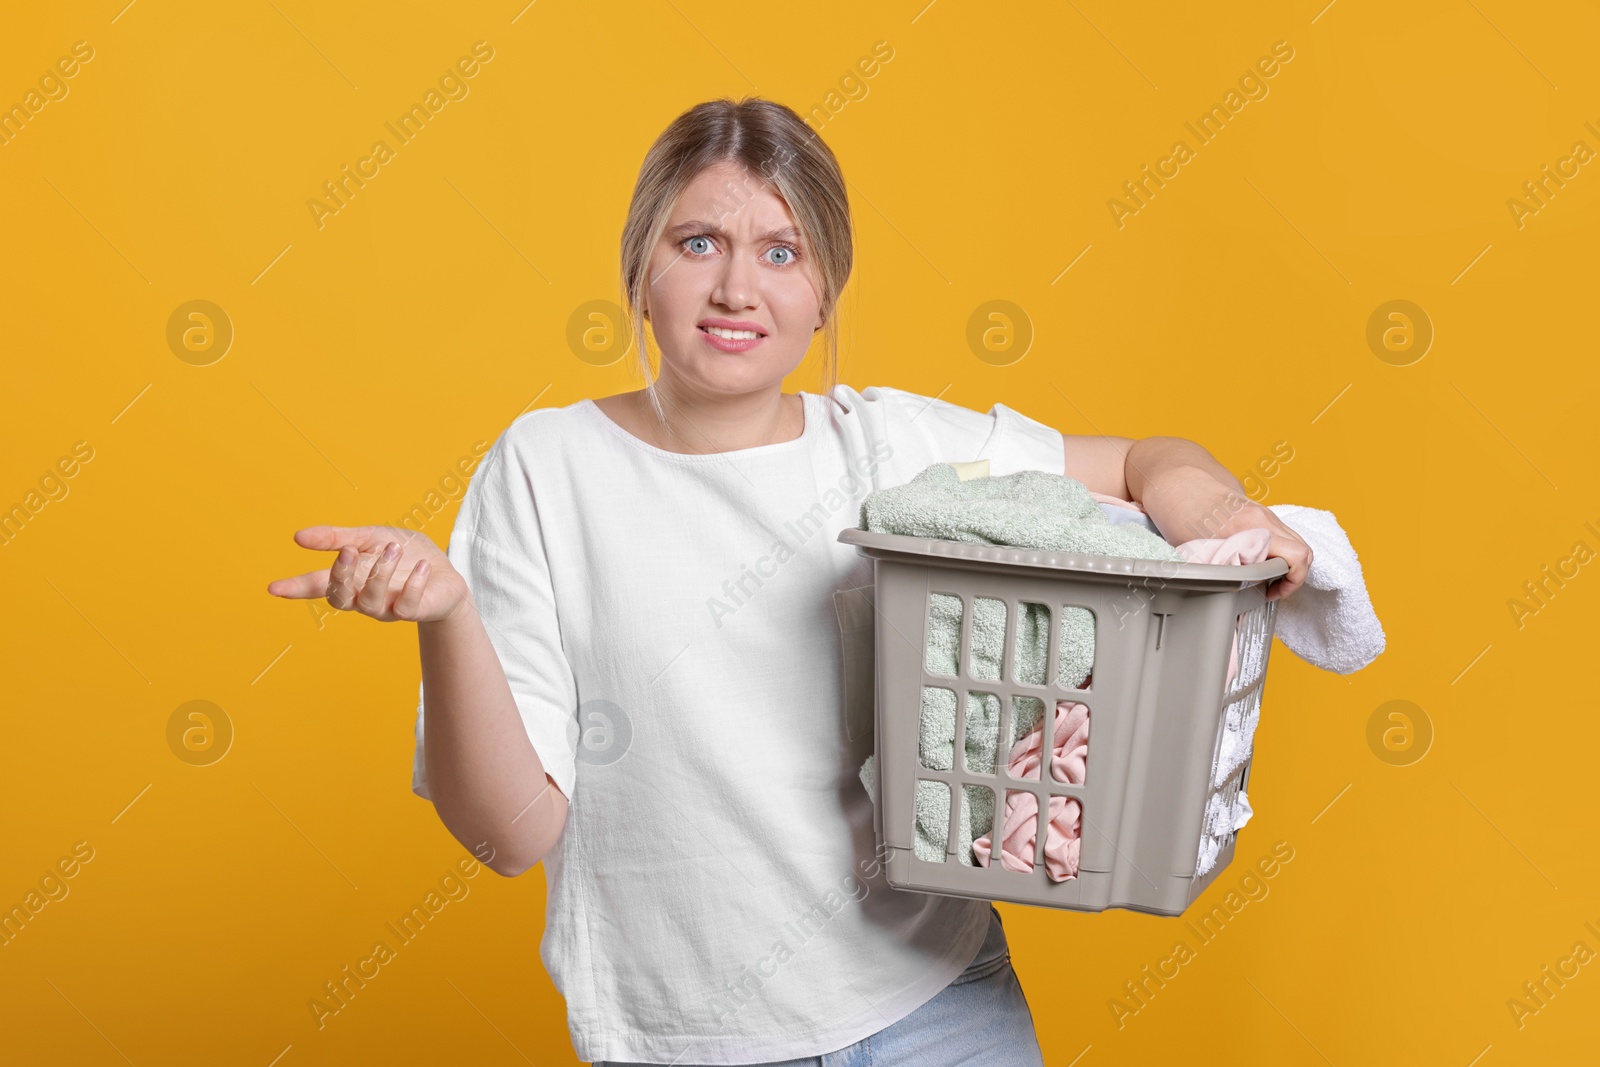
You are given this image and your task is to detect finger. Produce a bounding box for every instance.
[1268,563,1302,600]
[326,545,362,611]
[391,559,431,621]
[1266,542,1311,600]
[294,524,382,553]
[356,542,402,615]
[267,568,333,599]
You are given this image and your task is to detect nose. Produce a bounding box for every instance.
[711,247,758,311]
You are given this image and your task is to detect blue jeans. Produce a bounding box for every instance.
[596,906,1044,1067]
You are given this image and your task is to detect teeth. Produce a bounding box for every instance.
[703,326,761,340]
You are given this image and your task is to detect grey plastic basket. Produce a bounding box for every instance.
[837,527,1288,916]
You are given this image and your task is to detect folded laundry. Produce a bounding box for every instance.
[973,702,1090,881]
[857,591,1087,867]
[856,462,1181,866]
[858,462,1186,561]
[853,461,1384,882]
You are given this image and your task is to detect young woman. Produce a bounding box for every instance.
[268,97,1310,1067]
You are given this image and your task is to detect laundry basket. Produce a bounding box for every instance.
[837,527,1288,917]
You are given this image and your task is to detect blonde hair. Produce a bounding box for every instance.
[619,96,853,424]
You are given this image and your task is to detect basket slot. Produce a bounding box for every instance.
[1004,696,1045,780]
[1048,701,1092,787]
[1195,764,1251,876]
[924,592,963,678]
[1055,603,1096,691]
[943,777,962,860]
[957,690,1006,776]
[906,779,953,863]
[1210,677,1266,789]
[967,784,996,866]
[1228,599,1277,695]
[995,595,1015,685]
[919,685,957,772]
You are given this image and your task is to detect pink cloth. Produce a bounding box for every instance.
[968,499,1279,880]
[1171,528,1273,687]
[973,702,1090,881]
[1092,492,1275,688]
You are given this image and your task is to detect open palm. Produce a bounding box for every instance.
[266,525,470,624]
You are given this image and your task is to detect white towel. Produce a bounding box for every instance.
[1196,789,1254,876]
[1096,499,1387,675]
[1212,683,1263,788]
[1267,504,1386,675]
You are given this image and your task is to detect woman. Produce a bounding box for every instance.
[268,97,1310,1066]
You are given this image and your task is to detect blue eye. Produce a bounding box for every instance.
[681,234,803,265]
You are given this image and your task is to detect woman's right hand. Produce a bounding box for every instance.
[266,525,471,624]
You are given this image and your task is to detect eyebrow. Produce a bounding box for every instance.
[665,219,803,243]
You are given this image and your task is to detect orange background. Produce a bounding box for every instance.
[3,1,1596,1064]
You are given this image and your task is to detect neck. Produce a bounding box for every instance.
[639,376,800,454]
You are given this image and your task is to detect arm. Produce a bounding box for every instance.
[1123,435,1247,515]
[1066,434,1313,601]
[418,600,568,877]
[1061,433,1138,499]
[268,521,569,876]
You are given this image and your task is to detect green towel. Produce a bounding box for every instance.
[856,461,1183,864]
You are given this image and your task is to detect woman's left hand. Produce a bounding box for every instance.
[1137,468,1313,602]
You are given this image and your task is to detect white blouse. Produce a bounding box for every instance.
[412,384,1067,1064]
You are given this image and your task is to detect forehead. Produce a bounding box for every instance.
[669,161,796,233]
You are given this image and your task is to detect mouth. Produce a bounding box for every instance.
[697,324,768,353]
[698,325,767,340]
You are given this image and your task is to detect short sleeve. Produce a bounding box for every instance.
[411,422,579,803]
[844,385,1066,480]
